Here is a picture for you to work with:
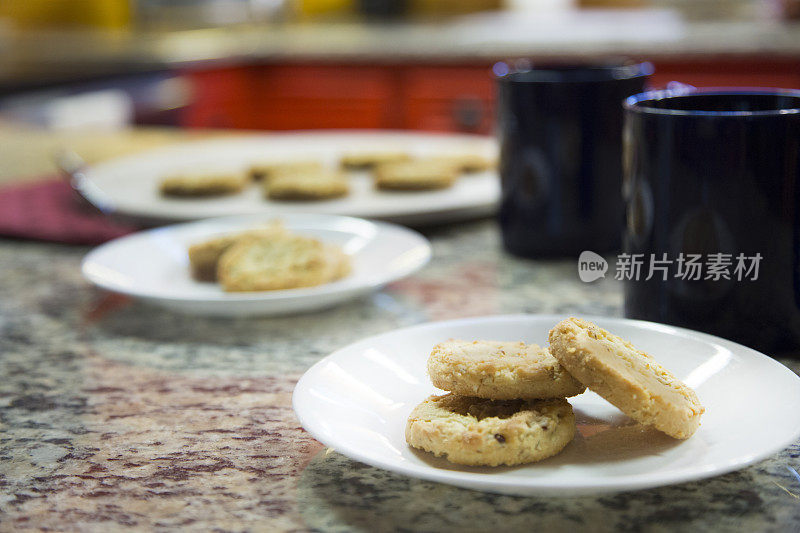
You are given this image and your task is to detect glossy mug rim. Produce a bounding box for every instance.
[624,87,800,117]
[494,60,654,84]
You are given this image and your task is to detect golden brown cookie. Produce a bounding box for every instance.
[248,161,324,182]
[187,221,285,282]
[428,153,496,173]
[159,173,247,197]
[265,170,349,201]
[217,233,349,292]
[427,340,585,400]
[340,151,411,170]
[374,159,458,191]
[548,317,704,439]
[405,394,575,466]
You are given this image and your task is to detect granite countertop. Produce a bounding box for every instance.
[4,10,800,84]
[2,218,800,531]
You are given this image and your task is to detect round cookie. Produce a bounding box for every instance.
[428,153,496,173]
[405,394,575,466]
[266,171,349,201]
[374,159,458,191]
[249,161,323,182]
[159,173,247,197]
[217,234,348,292]
[548,317,704,439]
[187,221,286,282]
[427,340,586,400]
[340,151,411,169]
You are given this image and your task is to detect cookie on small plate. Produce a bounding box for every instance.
[159,173,247,197]
[405,394,575,466]
[548,317,704,439]
[218,234,349,292]
[265,170,349,201]
[187,221,285,282]
[374,159,458,191]
[340,151,410,170]
[249,161,324,182]
[428,340,585,400]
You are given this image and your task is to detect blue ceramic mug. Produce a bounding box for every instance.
[496,61,653,257]
[623,88,800,353]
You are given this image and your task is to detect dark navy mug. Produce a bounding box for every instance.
[623,88,800,353]
[496,61,653,257]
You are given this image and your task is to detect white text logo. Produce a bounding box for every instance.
[578,251,608,282]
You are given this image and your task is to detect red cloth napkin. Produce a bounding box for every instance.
[0,178,138,245]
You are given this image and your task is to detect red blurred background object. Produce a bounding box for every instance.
[181,57,800,134]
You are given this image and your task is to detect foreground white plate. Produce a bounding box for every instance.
[80,131,499,225]
[293,314,800,496]
[82,213,431,316]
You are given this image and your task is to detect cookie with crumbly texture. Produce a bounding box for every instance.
[159,173,247,197]
[249,161,324,182]
[428,340,585,400]
[405,394,575,466]
[340,151,411,170]
[548,317,704,439]
[187,221,285,282]
[374,159,458,191]
[265,170,349,201]
[217,233,348,292]
[428,154,496,173]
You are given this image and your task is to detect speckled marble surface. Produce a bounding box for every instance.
[2,219,800,532]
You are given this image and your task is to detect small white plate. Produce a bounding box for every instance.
[293,314,800,496]
[81,213,431,316]
[80,131,499,225]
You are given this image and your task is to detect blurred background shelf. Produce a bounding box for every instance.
[2,1,800,136]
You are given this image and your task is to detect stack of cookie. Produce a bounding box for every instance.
[405,318,704,467]
[187,220,350,292]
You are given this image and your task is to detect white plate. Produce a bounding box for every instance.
[293,314,800,496]
[80,131,499,225]
[81,213,431,316]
